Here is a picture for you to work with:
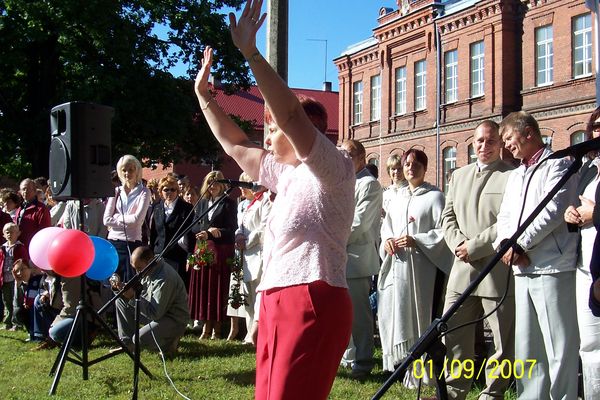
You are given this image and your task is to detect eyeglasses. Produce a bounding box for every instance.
[162,188,177,193]
[591,123,600,132]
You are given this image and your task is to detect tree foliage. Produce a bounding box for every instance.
[0,0,250,179]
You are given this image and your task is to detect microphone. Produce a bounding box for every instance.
[547,136,600,159]
[215,179,261,191]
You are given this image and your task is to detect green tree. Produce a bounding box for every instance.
[0,0,250,180]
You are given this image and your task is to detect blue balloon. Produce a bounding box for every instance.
[86,236,119,280]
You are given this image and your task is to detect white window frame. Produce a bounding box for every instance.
[535,25,554,86]
[445,49,458,103]
[573,14,592,78]
[370,75,381,121]
[415,60,427,111]
[470,41,485,97]
[443,146,457,193]
[395,67,407,115]
[353,81,363,125]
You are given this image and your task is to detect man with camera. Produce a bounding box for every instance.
[112,246,189,355]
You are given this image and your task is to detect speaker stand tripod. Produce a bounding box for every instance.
[48,199,153,395]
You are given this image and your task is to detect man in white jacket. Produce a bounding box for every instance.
[493,111,579,400]
[340,139,383,379]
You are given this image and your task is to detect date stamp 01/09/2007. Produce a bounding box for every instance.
[412,358,537,381]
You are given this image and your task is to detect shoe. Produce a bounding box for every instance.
[164,336,181,357]
[31,338,59,351]
[87,329,98,346]
[109,342,134,354]
[192,320,203,331]
[108,347,124,354]
[350,369,371,380]
[7,326,18,332]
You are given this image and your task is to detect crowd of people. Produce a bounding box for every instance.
[1,1,600,399]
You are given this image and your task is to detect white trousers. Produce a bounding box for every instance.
[514,272,579,400]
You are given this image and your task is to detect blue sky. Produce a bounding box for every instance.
[271,0,397,91]
[170,1,397,91]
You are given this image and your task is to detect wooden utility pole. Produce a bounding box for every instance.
[264,0,288,143]
[266,0,288,82]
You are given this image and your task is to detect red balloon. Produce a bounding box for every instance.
[47,229,95,278]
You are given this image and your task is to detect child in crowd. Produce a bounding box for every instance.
[31,270,63,347]
[12,259,43,339]
[0,223,28,330]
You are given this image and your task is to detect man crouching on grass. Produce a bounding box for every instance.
[112,246,189,356]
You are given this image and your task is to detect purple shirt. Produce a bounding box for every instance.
[258,130,355,291]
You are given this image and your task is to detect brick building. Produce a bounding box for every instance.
[143,86,339,187]
[334,0,596,191]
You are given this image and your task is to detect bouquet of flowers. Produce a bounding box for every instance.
[188,239,215,270]
[227,251,248,309]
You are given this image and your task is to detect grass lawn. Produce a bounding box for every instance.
[0,328,515,399]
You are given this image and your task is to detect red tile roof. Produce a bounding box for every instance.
[213,85,339,135]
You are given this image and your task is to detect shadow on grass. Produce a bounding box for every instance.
[91,332,255,360]
[156,368,256,389]
[219,369,256,387]
[176,339,255,359]
[338,368,395,385]
[0,332,31,343]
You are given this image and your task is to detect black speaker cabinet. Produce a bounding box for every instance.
[49,102,114,200]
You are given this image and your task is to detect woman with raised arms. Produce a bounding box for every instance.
[194,1,355,398]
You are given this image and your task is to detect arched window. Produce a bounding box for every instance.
[467,143,477,164]
[443,147,457,192]
[570,130,587,145]
[542,135,552,146]
[367,157,380,178]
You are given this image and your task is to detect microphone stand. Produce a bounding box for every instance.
[132,283,142,400]
[96,187,234,400]
[372,156,583,399]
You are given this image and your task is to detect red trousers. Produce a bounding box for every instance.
[255,280,353,400]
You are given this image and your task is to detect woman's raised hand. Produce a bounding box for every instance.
[228,0,266,58]
[195,46,213,99]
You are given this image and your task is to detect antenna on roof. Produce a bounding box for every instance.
[307,38,331,91]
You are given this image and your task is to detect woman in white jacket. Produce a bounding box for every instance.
[103,155,150,282]
[227,172,272,343]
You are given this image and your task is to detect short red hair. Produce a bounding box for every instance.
[264,94,328,133]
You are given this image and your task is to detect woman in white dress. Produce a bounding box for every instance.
[378,149,452,383]
[226,172,272,343]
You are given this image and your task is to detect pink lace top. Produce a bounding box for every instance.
[258,130,355,291]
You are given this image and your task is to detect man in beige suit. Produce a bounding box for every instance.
[340,139,383,380]
[440,120,514,400]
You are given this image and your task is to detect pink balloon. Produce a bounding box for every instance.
[28,227,66,270]
[48,230,95,278]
